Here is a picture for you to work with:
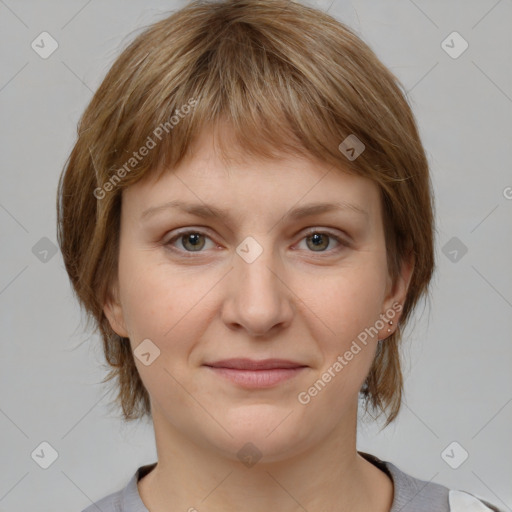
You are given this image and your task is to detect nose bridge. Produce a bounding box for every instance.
[224,234,292,335]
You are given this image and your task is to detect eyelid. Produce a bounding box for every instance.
[165,226,214,240]
[301,227,352,245]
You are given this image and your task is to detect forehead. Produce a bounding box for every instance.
[123,123,381,224]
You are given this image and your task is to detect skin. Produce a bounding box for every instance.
[104,124,413,512]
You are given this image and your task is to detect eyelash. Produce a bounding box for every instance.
[163,228,350,257]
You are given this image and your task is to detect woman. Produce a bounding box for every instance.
[57,0,504,510]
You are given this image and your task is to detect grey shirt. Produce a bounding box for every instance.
[82,451,503,511]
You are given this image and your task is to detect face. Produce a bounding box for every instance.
[104,126,411,463]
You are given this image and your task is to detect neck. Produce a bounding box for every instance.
[138,405,394,512]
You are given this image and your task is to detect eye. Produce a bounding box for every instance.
[163,228,349,257]
[165,230,216,254]
[297,229,348,253]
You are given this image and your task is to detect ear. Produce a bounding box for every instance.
[379,250,415,338]
[103,279,129,338]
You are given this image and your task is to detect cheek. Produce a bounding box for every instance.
[306,261,388,343]
[117,242,174,328]
[118,249,214,358]
[117,259,210,402]
[118,260,163,338]
[294,266,386,415]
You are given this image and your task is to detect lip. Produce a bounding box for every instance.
[203,358,308,389]
[204,358,306,370]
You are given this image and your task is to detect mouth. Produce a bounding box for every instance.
[203,358,308,388]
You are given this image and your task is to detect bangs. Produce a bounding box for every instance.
[89,0,402,193]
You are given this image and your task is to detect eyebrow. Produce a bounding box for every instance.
[140,199,368,222]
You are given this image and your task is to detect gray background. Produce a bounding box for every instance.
[1,0,511,511]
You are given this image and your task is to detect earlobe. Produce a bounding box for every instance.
[103,284,129,338]
[380,252,414,338]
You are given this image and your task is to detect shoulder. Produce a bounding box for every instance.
[448,489,505,512]
[359,451,504,512]
[81,489,122,512]
[80,462,156,512]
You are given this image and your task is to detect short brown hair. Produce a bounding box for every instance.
[57,0,435,426]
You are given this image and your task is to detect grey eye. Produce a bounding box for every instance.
[304,232,335,251]
[180,232,207,251]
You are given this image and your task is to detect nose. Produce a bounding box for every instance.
[221,242,294,337]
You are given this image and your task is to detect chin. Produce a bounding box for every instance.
[204,407,311,464]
